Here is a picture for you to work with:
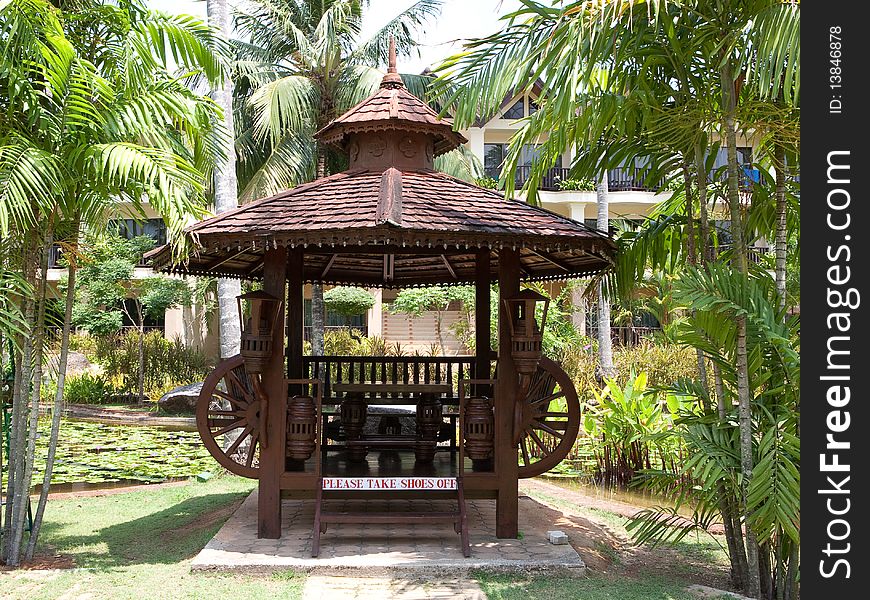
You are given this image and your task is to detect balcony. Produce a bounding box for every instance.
[485,166,572,191]
[607,167,664,192]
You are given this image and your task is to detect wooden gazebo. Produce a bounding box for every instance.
[149,44,615,550]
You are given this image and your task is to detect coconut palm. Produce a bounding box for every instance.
[231,0,481,353]
[0,0,225,565]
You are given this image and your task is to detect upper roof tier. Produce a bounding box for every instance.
[314,39,466,161]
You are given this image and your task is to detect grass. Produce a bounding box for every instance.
[0,473,732,600]
[474,571,700,600]
[0,476,305,600]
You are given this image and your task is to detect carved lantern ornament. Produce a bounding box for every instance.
[463,396,494,461]
[503,289,550,388]
[237,290,283,447]
[237,290,283,374]
[286,394,317,461]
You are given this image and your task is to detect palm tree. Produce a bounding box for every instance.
[230,0,484,354]
[208,0,243,359]
[0,0,225,565]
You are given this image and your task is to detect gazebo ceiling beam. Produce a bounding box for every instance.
[320,254,338,278]
[527,249,573,273]
[200,248,250,271]
[440,255,458,279]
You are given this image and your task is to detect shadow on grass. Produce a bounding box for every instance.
[40,492,246,569]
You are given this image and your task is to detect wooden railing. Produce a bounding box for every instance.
[300,355,478,404]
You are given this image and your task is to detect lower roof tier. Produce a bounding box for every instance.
[147,167,615,286]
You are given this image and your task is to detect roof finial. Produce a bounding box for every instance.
[388,36,397,74]
[380,35,404,88]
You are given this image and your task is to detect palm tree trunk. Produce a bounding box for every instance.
[4,232,36,564]
[694,143,711,263]
[208,0,241,359]
[595,169,615,379]
[26,218,79,559]
[774,142,787,312]
[721,62,760,599]
[310,150,329,356]
[8,227,52,565]
[137,314,145,403]
[682,160,709,396]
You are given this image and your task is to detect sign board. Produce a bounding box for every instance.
[321,477,457,491]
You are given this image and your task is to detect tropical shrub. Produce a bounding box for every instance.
[323,287,375,317]
[94,331,213,398]
[582,372,683,485]
[474,176,499,189]
[64,373,118,405]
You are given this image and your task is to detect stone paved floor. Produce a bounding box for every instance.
[302,575,486,599]
[192,490,585,574]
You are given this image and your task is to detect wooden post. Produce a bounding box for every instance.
[474,249,491,384]
[258,246,288,538]
[495,248,519,538]
[286,249,304,386]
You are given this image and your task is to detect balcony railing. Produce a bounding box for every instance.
[715,244,773,264]
[607,167,664,192]
[485,166,573,191]
[587,325,661,346]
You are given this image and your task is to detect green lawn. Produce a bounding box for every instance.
[0,475,732,600]
[0,476,305,600]
[475,572,700,600]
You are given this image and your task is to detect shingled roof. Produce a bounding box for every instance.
[314,43,466,156]
[148,40,615,287]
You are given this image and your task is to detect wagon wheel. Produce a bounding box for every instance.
[196,355,262,479]
[515,357,581,478]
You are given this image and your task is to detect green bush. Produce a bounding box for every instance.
[64,373,117,405]
[555,340,703,398]
[555,177,596,191]
[323,286,374,317]
[68,333,99,361]
[474,176,499,189]
[94,330,213,398]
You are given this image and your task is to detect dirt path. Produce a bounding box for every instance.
[520,478,734,590]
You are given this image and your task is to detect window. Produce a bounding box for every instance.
[113,218,167,246]
[484,143,507,179]
[121,299,165,332]
[502,99,525,120]
[484,143,562,182]
[528,99,539,114]
[303,300,367,336]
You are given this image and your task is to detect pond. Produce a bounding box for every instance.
[19,418,221,493]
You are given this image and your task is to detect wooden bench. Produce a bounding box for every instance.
[331,383,453,462]
[312,476,470,557]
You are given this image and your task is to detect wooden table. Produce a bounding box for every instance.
[331,383,452,462]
